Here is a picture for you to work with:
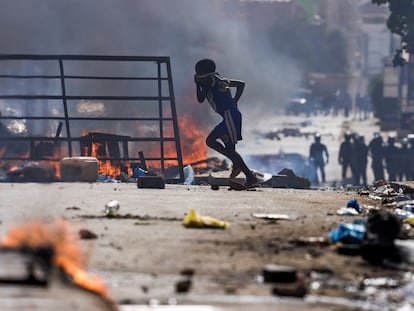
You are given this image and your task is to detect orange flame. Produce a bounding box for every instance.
[81,135,132,178]
[144,113,209,169]
[0,143,63,179]
[177,113,209,165]
[0,219,112,300]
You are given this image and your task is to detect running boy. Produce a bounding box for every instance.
[194,58,258,188]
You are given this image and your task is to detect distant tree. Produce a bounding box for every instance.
[368,73,385,118]
[372,0,414,66]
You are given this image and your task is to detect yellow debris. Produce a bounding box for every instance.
[183,209,230,229]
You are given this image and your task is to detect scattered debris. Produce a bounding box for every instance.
[271,168,310,189]
[97,174,120,183]
[336,207,360,216]
[175,267,195,294]
[228,179,250,191]
[104,200,120,216]
[65,206,81,211]
[395,239,414,264]
[262,264,297,283]
[271,278,307,298]
[118,172,135,183]
[183,164,196,185]
[252,213,292,221]
[207,174,245,187]
[347,199,362,213]
[180,268,195,277]
[361,209,402,265]
[79,229,98,240]
[175,278,192,293]
[210,184,219,190]
[132,167,147,178]
[329,221,366,244]
[293,236,329,247]
[182,209,230,229]
[22,164,55,182]
[137,175,165,189]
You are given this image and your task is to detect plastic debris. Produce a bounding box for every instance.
[347,199,362,213]
[395,239,414,264]
[183,209,230,229]
[403,204,414,213]
[183,164,196,185]
[369,194,383,201]
[403,216,414,225]
[329,221,366,244]
[132,167,147,178]
[97,174,119,183]
[394,208,414,220]
[252,213,292,220]
[336,207,360,216]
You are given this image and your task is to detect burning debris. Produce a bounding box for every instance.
[0,219,117,310]
[0,55,189,183]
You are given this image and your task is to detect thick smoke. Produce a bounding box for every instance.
[0,0,301,131]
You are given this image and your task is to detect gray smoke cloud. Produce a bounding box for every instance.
[0,0,302,131]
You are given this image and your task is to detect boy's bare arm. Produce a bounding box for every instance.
[194,75,207,103]
[228,79,245,104]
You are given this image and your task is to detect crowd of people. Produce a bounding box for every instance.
[308,131,414,187]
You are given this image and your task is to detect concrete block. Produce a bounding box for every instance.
[60,157,98,182]
[22,165,55,182]
[137,175,165,189]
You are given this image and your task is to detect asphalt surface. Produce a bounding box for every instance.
[0,115,404,310]
[0,181,397,310]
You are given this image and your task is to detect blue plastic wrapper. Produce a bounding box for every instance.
[329,222,366,244]
[347,199,362,213]
[132,167,148,178]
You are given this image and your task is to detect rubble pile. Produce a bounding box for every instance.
[330,180,414,267]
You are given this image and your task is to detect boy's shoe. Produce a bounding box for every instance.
[244,176,260,188]
[230,167,242,179]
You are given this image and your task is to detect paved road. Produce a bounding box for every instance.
[0,181,393,310]
[237,115,383,185]
[0,116,403,310]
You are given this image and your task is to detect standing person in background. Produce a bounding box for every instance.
[368,132,385,182]
[397,137,409,181]
[338,131,353,184]
[352,134,368,186]
[194,58,259,188]
[408,135,414,180]
[384,135,399,182]
[309,133,329,184]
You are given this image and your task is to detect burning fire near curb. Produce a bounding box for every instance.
[0,219,118,311]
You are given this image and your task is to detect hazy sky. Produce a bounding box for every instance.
[0,0,302,127]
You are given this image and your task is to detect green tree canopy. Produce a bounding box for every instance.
[373,0,414,66]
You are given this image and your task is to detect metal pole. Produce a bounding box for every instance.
[166,59,184,182]
[58,59,72,157]
[158,61,165,173]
